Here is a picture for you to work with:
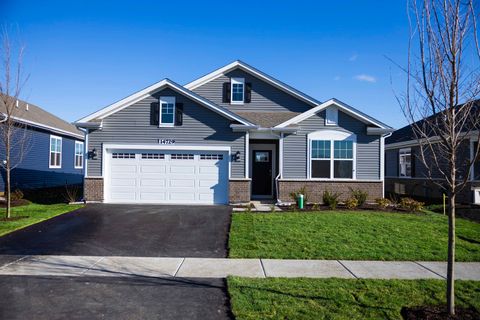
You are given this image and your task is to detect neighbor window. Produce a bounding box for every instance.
[473,142,480,180]
[160,96,175,126]
[49,135,62,168]
[310,132,355,179]
[74,141,84,169]
[399,148,411,177]
[231,77,245,104]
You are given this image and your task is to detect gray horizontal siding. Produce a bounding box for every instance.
[87,88,245,178]
[283,110,381,180]
[192,69,313,113]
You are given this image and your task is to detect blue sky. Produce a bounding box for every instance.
[2,0,410,127]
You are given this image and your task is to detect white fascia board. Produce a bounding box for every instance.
[184,60,321,107]
[367,127,395,135]
[5,114,85,140]
[103,144,231,152]
[275,98,392,130]
[76,78,254,126]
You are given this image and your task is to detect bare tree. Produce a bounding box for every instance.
[400,0,480,315]
[0,28,30,218]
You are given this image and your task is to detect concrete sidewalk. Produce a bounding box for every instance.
[0,255,479,280]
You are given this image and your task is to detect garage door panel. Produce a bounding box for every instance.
[140,179,166,187]
[108,149,228,204]
[140,165,166,174]
[169,165,195,174]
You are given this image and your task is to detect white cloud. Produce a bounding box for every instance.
[334,75,341,81]
[354,74,376,83]
[348,54,358,62]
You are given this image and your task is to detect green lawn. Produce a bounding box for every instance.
[0,203,84,236]
[229,211,480,261]
[228,277,480,320]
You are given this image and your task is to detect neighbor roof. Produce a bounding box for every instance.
[0,98,84,139]
[184,60,322,107]
[76,78,254,126]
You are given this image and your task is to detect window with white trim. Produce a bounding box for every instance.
[74,141,84,169]
[399,148,411,177]
[325,107,338,126]
[160,96,175,126]
[309,130,356,179]
[231,77,244,104]
[49,135,62,168]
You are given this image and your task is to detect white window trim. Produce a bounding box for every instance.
[49,135,62,169]
[230,77,245,105]
[74,141,84,169]
[159,96,175,127]
[399,147,412,178]
[307,130,357,180]
[325,106,338,126]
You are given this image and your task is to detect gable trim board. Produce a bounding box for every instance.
[275,98,392,131]
[75,79,254,126]
[185,60,321,107]
[3,114,84,140]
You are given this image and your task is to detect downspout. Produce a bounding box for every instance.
[276,132,284,205]
[381,132,392,198]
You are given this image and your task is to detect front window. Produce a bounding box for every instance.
[160,96,175,126]
[74,141,84,169]
[49,135,62,168]
[231,77,244,104]
[310,137,355,179]
[399,148,411,177]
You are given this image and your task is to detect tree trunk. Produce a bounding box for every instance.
[446,192,456,315]
[5,133,11,219]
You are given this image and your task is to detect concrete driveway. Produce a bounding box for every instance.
[0,204,232,258]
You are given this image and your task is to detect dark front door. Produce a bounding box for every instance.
[252,150,272,196]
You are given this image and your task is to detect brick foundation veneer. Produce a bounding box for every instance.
[278,180,383,203]
[84,177,104,202]
[385,178,480,204]
[229,179,251,203]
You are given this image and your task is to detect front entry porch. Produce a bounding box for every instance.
[249,139,279,200]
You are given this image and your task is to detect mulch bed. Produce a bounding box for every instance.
[0,199,31,208]
[401,306,480,320]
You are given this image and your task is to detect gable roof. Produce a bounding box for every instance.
[274,98,393,130]
[75,79,254,126]
[0,98,84,139]
[184,60,322,107]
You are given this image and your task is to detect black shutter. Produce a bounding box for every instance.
[245,82,252,103]
[150,102,159,125]
[222,82,231,103]
[410,148,416,177]
[175,103,183,126]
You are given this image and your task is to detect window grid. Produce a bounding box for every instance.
[334,141,353,159]
[200,154,223,160]
[310,139,354,179]
[232,83,244,102]
[171,154,194,160]
[161,102,174,124]
[75,141,84,168]
[141,153,165,159]
[311,140,331,159]
[49,136,62,168]
[112,153,136,159]
[399,148,412,177]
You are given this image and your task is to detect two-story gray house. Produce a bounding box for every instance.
[75,61,393,205]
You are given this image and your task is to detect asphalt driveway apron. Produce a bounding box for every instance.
[0,204,232,258]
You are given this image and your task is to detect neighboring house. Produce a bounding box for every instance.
[385,110,480,205]
[0,99,85,192]
[75,60,393,205]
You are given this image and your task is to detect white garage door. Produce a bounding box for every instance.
[106,150,229,204]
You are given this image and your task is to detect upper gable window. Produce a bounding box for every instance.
[325,107,338,126]
[159,96,175,126]
[231,78,245,104]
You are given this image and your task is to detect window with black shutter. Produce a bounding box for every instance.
[223,82,231,103]
[245,82,252,103]
[150,102,159,125]
[175,103,183,126]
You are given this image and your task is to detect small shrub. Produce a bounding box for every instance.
[289,186,309,204]
[10,189,24,201]
[245,203,253,213]
[323,190,341,210]
[344,197,359,210]
[375,198,392,209]
[312,203,320,211]
[270,204,276,213]
[400,197,424,212]
[64,184,80,203]
[349,188,368,206]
